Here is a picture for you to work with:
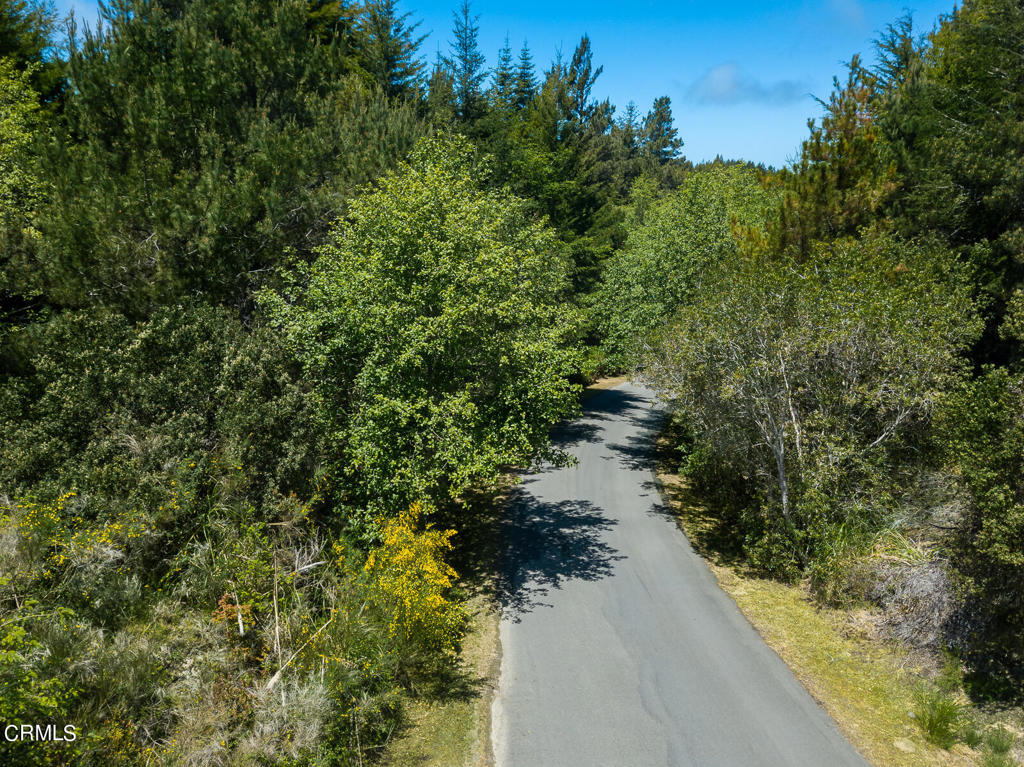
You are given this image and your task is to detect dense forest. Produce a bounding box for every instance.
[0,0,1022,764]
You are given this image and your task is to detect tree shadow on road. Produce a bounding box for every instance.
[557,386,661,455]
[496,493,624,622]
[605,407,666,470]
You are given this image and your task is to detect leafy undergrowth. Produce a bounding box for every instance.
[656,454,1023,767]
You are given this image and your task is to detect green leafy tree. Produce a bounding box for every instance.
[263,135,581,518]
[0,54,42,321]
[598,165,777,367]
[0,55,39,224]
[645,232,980,576]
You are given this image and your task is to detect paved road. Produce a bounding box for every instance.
[491,382,869,767]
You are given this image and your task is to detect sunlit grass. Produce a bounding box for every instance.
[381,596,499,767]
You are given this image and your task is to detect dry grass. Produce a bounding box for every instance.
[380,595,499,767]
[656,458,987,767]
[583,375,629,394]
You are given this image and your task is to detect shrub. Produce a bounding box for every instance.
[363,503,466,662]
[645,231,981,579]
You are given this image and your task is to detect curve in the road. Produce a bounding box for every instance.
[491,382,870,767]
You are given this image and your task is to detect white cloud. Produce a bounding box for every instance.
[688,63,808,106]
[828,0,867,27]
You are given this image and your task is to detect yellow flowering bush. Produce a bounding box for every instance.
[362,503,465,657]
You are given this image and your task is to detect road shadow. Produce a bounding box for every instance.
[553,386,659,453]
[497,493,624,622]
[605,407,666,471]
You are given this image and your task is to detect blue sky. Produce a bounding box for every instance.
[55,0,957,167]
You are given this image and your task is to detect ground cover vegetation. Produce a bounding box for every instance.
[0,0,688,764]
[596,0,1024,750]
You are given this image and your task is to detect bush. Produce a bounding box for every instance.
[363,503,466,662]
[938,367,1024,690]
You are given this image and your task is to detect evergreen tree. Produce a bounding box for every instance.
[362,0,426,100]
[877,0,1024,362]
[513,41,536,109]
[563,34,603,125]
[642,96,682,164]
[447,0,486,122]
[490,35,515,109]
[426,52,457,125]
[17,0,423,311]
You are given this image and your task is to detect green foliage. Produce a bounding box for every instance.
[597,164,777,368]
[265,135,581,519]
[937,366,1024,691]
[0,622,75,766]
[0,0,62,102]
[362,0,426,101]
[0,53,41,285]
[446,1,486,122]
[645,232,980,576]
[913,686,962,748]
[0,55,38,216]
[877,0,1024,360]
[0,306,320,510]
[15,0,422,310]
[986,726,1017,755]
[774,57,897,256]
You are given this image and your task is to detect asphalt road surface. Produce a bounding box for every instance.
[491,382,870,767]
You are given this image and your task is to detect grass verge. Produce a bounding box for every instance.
[381,594,499,767]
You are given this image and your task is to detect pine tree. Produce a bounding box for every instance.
[362,0,426,100]
[618,101,641,152]
[24,0,423,311]
[490,35,514,109]
[447,0,486,122]
[426,52,456,124]
[513,41,536,110]
[563,35,603,124]
[642,96,682,163]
